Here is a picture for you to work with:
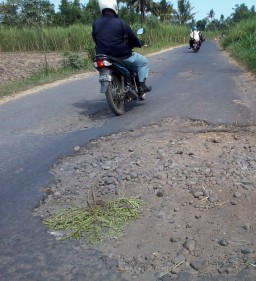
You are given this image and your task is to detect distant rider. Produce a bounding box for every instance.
[189,26,200,49]
[199,30,205,46]
[92,0,152,99]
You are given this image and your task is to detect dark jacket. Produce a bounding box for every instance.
[92,14,142,60]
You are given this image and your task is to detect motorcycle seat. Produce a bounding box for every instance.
[94,54,136,76]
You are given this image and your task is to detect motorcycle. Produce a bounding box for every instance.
[192,39,200,53]
[93,28,145,116]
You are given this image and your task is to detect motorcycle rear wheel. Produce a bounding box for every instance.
[105,75,125,115]
[193,44,200,53]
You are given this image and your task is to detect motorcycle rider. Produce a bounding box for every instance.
[188,26,200,49]
[92,0,152,99]
[199,30,205,46]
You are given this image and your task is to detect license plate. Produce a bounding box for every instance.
[99,74,111,82]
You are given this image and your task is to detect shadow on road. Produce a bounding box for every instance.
[73,98,146,121]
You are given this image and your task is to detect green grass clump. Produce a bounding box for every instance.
[44,197,145,244]
[226,34,256,71]
[221,18,256,72]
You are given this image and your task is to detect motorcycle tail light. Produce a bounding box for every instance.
[103,60,112,66]
[94,60,112,68]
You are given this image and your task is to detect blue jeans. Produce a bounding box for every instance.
[123,52,149,83]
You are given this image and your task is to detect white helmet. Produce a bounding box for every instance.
[98,0,118,15]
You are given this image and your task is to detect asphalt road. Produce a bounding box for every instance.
[1,40,256,281]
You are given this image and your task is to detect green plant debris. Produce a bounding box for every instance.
[44,197,146,244]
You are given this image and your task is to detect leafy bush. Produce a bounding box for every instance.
[145,16,160,29]
[61,52,85,69]
[221,18,256,48]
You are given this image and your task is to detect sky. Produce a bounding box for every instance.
[188,0,256,20]
[51,0,256,21]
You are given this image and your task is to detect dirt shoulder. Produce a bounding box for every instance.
[0,52,63,85]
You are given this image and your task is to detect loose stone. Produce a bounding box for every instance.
[183,238,196,252]
[173,254,186,264]
[218,239,229,246]
[209,193,218,203]
[234,192,241,198]
[190,259,206,271]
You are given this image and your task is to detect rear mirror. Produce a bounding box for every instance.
[136,28,144,35]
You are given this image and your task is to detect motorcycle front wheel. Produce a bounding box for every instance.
[105,75,125,116]
[193,44,200,53]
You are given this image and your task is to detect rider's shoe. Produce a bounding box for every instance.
[139,81,152,93]
[138,93,146,100]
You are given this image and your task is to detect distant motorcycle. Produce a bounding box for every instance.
[93,28,146,116]
[191,39,200,53]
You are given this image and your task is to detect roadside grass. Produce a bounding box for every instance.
[0,64,95,99]
[220,17,256,73]
[0,24,188,53]
[0,25,93,52]
[225,34,256,72]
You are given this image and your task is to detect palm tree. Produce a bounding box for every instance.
[152,0,174,23]
[125,0,152,23]
[175,0,195,25]
[220,14,224,23]
[207,8,215,22]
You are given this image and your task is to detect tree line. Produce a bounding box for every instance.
[0,0,255,30]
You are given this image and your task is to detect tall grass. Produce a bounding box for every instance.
[221,18,256,72]
[146,24,188,47]
[0,24,189,53]
[0,25,93,52]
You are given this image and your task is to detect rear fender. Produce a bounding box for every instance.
[100,82,110,93]
[98,68,112,93]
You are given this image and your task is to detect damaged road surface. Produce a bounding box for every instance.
[1,41,256,281]
[35,119,256,281]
